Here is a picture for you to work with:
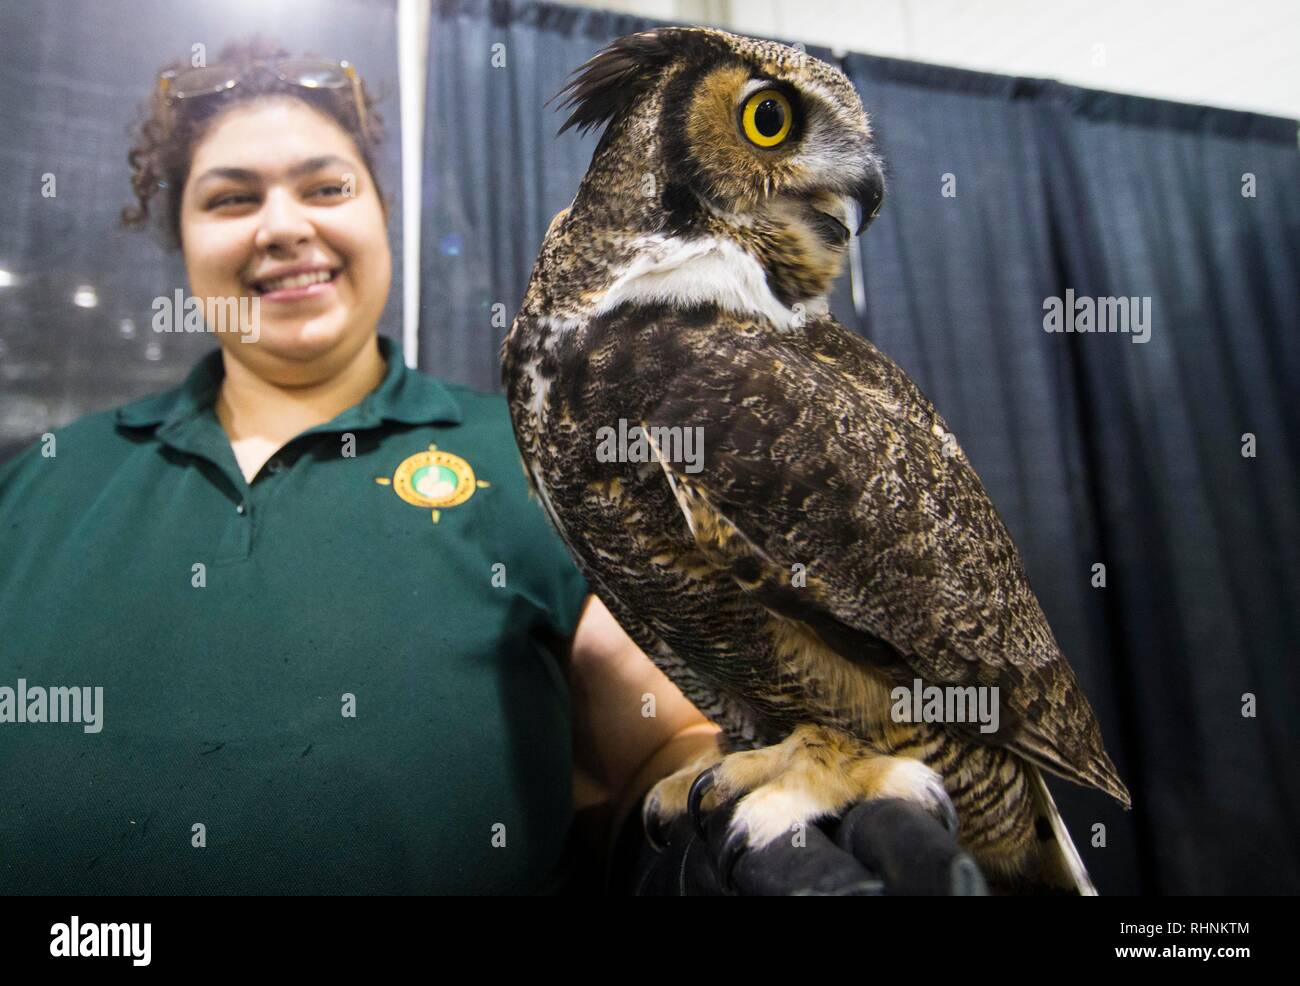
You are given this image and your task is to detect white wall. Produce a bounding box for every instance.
[566,0,1300,120]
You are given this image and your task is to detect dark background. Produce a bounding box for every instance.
[1,0,1297,893]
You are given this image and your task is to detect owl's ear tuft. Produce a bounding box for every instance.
[551,28,698,138]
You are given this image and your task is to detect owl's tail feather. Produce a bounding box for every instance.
[1029,765,1098,896]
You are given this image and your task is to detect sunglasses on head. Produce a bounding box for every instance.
[157,58,368,138]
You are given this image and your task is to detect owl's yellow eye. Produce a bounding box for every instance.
[741,89,792,148]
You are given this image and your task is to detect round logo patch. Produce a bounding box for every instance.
[375,444,489,523]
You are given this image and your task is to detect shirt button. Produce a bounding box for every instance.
[236,502,247,515]
[268,459,285,474]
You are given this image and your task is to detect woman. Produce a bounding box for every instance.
[0,37,722,894]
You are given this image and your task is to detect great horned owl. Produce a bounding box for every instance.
[502,26,1130,894]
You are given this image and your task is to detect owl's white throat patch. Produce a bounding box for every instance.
[593,234,811,330]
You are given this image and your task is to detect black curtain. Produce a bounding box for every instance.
[1033,83,1300,894]
[0,0,404,464]
[423,0,1300,894]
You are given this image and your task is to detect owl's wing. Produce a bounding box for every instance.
[643,311,1128,805]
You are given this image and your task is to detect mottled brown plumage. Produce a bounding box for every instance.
[502,26,1129,893]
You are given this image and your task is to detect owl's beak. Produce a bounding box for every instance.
[852,166,885,236]
[808,164,885,246]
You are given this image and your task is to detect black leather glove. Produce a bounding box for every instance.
[613,788,988,896]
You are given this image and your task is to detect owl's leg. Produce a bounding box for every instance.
[643,723,956,852]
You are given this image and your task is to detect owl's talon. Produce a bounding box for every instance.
[949,853,988,895]
[688,767,717,836]
[929,779,960,835]
[716,824,747,891]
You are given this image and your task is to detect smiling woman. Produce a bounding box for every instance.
[0,35,723,895]
[179,99,392,459]
[122,38,394,458]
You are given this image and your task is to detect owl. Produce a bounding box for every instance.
[501,26,1130,894]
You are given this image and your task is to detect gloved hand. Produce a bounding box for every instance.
[613,785,988,896]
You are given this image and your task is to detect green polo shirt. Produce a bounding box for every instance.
[0,335,590,894]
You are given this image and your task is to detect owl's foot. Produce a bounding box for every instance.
[643,723,957,854]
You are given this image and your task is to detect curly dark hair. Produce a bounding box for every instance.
[121,36,389,250]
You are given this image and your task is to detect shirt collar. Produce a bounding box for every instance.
[116,335,464,432]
